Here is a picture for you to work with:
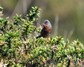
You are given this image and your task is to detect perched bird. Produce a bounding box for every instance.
[36,20,52,38]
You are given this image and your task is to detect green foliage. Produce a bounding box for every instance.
[27,6,40,21]
[0,6,84,67]
[0,6,3,11]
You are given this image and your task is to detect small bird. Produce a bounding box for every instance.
[36,20,52,38]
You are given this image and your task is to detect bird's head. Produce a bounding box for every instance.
[43,20,52,33]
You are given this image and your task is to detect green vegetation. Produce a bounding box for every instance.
[0,6,84,67]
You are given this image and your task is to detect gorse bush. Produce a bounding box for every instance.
[0,6,84,67]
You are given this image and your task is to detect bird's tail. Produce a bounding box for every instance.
[36,35,42,38]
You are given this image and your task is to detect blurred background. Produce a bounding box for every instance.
[0,0,84,43]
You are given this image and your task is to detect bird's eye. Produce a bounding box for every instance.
[44,21,48,24]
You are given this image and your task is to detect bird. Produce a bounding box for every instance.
[36,20,52,38]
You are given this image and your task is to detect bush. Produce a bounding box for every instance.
[0,6,84,67]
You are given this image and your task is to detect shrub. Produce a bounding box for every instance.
[0,6,84,67]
